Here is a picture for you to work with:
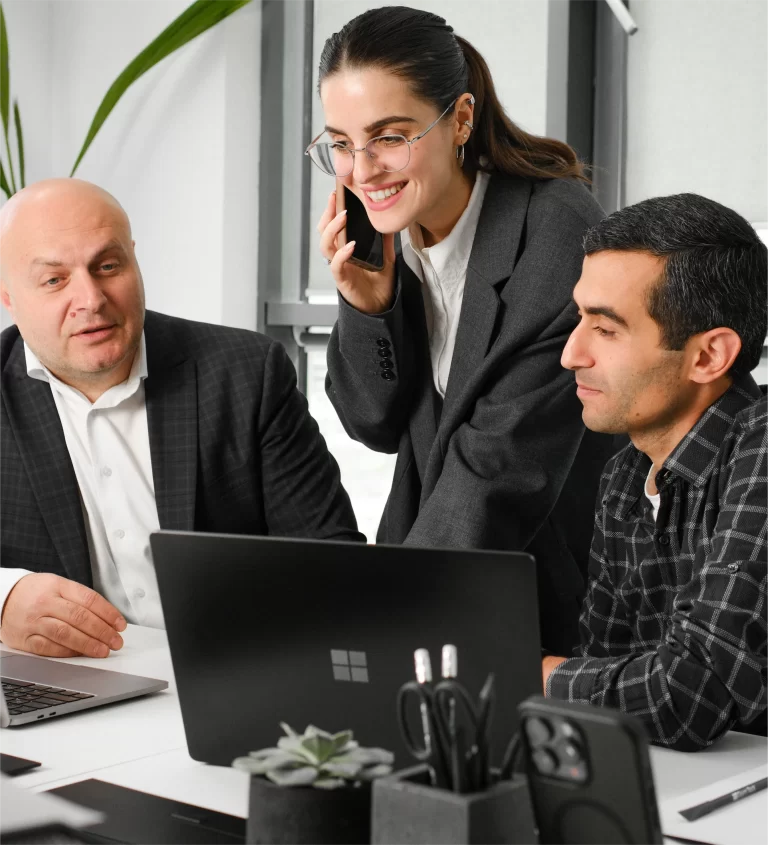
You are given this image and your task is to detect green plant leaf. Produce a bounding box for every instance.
[320,761,362,779]
[279,722,298,739]
[266,767,318,787]
[356,763,393,781]
[330,730,354,754]
[0,156,11,199]
[0,2,16,194]
[0,3,9,138]
[13,98,23,188]
[334,747,394,766]
[232,751,304,775]
[70,0,251,176]
[301,733,336,765]
[277,735,317,764]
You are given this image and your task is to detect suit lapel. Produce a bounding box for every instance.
[2,340,91,585]
[143,313,198,531]
[400,262,439,481]
[440,175,532,422]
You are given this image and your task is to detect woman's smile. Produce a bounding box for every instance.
[362,180,408,211]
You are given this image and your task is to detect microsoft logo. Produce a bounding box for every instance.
[330,649,369,683]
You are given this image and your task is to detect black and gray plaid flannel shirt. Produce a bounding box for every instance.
[547,377,767,750]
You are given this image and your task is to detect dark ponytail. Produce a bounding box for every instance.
[456,36,586,181]
[318,6,587,183]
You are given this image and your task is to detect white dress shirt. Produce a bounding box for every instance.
[644,464,661,522]
[401,170,490,398]
[0,334,166,629]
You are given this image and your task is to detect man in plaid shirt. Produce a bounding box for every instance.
[544,194,767,750]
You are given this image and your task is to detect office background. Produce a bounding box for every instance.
[3,0,767,540]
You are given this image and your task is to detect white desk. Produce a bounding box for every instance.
[3,625,766,837]
[0,626,186,789]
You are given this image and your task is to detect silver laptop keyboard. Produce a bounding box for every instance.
[2,679,94,715]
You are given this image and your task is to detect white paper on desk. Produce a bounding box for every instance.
[0,773,104,835]
[660,764,768,845]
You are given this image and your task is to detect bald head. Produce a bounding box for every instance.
[0,179,132,283]
[0,178,145,402]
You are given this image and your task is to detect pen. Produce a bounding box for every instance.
[474,673,495,789]
[414,648,434,752]
[679,776,768,822]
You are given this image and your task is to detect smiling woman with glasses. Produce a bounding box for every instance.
[315,6,614,655]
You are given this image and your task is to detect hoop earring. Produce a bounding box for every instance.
[456,144,465,167]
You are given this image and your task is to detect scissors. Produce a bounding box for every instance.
[396,649,451,788]
[433,646,495,792]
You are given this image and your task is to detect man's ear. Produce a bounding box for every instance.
[687,327,742,384]
[1,282,13,316]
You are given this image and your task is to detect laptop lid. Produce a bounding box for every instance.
[152,531,542,768]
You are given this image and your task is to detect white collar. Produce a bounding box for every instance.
[401,170,490,279]
[25,331,148,406]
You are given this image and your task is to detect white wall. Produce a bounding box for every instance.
[307,0,569,291]
[626,0,768,223]
[1,0,261,331]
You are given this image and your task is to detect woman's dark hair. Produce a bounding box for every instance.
[318,6,586,182]
[583,193,768,379]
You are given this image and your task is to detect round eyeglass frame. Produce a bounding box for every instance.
[304,98,466,178]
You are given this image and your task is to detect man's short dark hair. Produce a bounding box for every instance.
[583,193,767,379]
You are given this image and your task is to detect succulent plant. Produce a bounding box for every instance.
[232,723,394,790]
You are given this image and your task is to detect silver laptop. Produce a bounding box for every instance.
[0,652,167,726]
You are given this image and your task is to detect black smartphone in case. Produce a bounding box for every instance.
[336,183,385,271]
[518,696,663,845]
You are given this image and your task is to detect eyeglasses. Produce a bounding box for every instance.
[305,100,457,178]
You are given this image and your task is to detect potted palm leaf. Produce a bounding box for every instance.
[232,723,394,845]
[0,0,251,198]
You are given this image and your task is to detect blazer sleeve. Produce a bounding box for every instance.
[257,339,365,543]
[405,203,595,551]
[325,277,418,455]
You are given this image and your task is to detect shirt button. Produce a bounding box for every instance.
[134,588,146,599]
[381,371,396,381]
[727,563,740,573]
[102,466,112,477]
[379,359,394,369]
[377,348,392,358]
[114,529,125,540]
[658,534,670,546]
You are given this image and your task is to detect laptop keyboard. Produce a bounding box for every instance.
[2,678,94,715]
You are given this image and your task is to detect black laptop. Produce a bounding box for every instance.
[150,532,542,767]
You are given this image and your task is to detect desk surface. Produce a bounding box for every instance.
[2,626,766,832]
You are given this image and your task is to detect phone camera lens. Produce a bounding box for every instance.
[560,740,583,764]
[532,748,558,775]
[525,716,552,748]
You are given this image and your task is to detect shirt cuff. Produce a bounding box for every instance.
[545,656,602,703]
[0,569,33,626]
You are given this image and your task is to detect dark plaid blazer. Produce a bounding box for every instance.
[326,174,615,654]
[1,311,363,587]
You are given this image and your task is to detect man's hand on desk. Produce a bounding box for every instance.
[0,573,127,658]
[542,655,567,693]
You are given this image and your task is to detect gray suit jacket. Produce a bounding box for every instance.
[326,174,614,653]
[1,311,363,586]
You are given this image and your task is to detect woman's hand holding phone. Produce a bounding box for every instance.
[318,189,396,315]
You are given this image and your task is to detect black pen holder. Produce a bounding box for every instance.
[371,765,536,844]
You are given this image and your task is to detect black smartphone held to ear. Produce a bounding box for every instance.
[518,696,663,845]
[336,183,385,271]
